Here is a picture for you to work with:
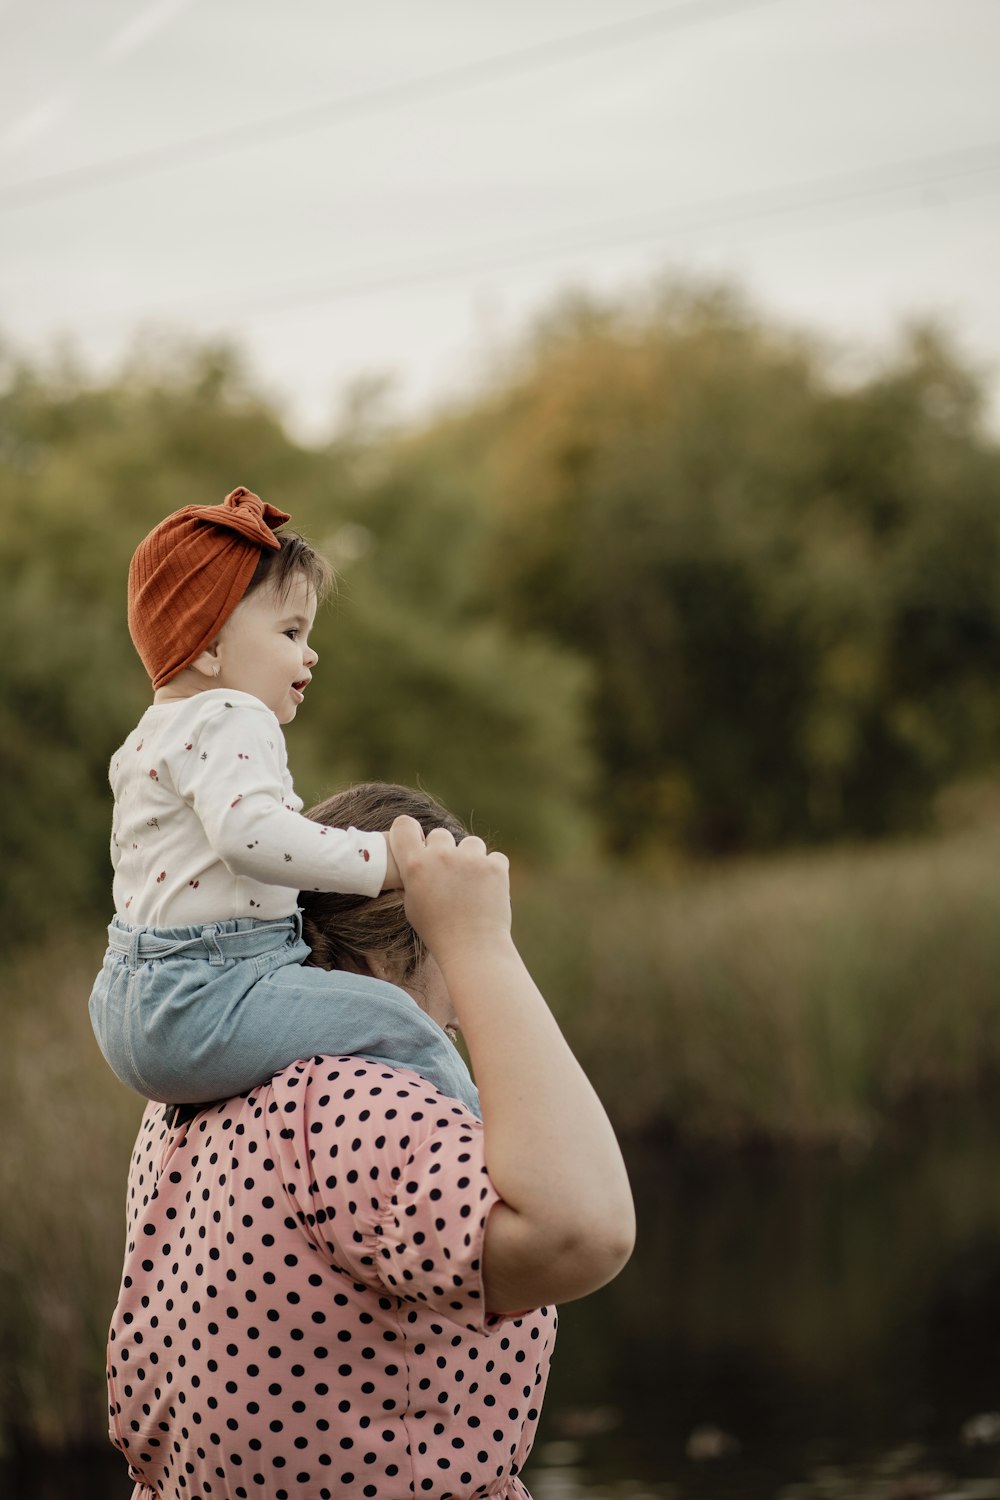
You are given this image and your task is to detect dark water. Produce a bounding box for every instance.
[528,1104,1000,1498]
[9,1107,1000,1498]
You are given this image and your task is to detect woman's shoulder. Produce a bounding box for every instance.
[267,1054,478,1142]
[144,1059,482,1203]
[258,1056,484,1200]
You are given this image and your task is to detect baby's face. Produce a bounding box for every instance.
[213,572,319,723]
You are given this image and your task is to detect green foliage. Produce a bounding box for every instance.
[0,336,593,936]
[293,574,593,857]
[3,274,1000,938]
[296,410,595,853]
[384,281,1000,853]
[7,290,1000,1457]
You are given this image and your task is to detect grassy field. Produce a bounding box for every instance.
[4,823,1000,1450]
[0,928,143,1454]
[516,823,1000,1146]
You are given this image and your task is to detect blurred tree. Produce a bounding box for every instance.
[353,282,1000,853]
[302,393,595,856]
[0,337,593,939]
[4,275,1000,925]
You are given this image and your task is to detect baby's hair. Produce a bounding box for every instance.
[244,531,335,604]
[300,782,468,986]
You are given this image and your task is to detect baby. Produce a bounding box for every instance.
[88,486,479,1115]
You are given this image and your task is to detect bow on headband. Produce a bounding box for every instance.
[185,486,290,548]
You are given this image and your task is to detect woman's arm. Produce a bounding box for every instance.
[388,817,636,1314]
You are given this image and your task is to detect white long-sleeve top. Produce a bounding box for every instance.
[110,689,386,926]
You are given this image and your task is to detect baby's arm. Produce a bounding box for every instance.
[178,699,392,896]
[382,841,402,890]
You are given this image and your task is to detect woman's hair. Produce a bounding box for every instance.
[300,782,468,983]
[244,531,335,604]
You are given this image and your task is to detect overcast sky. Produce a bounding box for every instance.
[2,0,999,437]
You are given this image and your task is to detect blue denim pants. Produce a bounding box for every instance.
[88,913,481,1117]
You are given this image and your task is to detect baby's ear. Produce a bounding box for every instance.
[189,643,221,680]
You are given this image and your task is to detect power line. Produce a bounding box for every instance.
[0,0,782,212]
[88,139,1000,328]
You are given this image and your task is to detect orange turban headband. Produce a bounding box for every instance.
[128,486,291,689]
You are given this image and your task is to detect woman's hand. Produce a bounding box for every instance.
[388,815,635,1316]
[387,815,512,970]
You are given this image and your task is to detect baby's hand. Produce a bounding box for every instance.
[381,835,403,891]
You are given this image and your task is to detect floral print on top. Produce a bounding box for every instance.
[110,689,385,926]
[107,1058,555,1500]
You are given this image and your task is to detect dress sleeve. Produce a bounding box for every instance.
[175,699,385,895]
[364,1122,501,1332]
[280,1062,502,1332]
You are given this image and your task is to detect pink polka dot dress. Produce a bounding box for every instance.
[107,1058,556,1499]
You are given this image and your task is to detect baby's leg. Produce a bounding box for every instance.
[138,961,479,1115]
[90,919,480,1117]
[237,964,480,1115]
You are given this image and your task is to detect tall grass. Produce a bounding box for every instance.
[0,931,143,1453]
[4,825,1000,1448]
[513,824,1000,1146]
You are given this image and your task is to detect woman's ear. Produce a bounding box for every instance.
[360,951,387,981]
[361,950,417,989]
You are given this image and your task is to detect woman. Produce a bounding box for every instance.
[106,783,635,1500]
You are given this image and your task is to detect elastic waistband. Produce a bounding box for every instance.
[108,911,302,968]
